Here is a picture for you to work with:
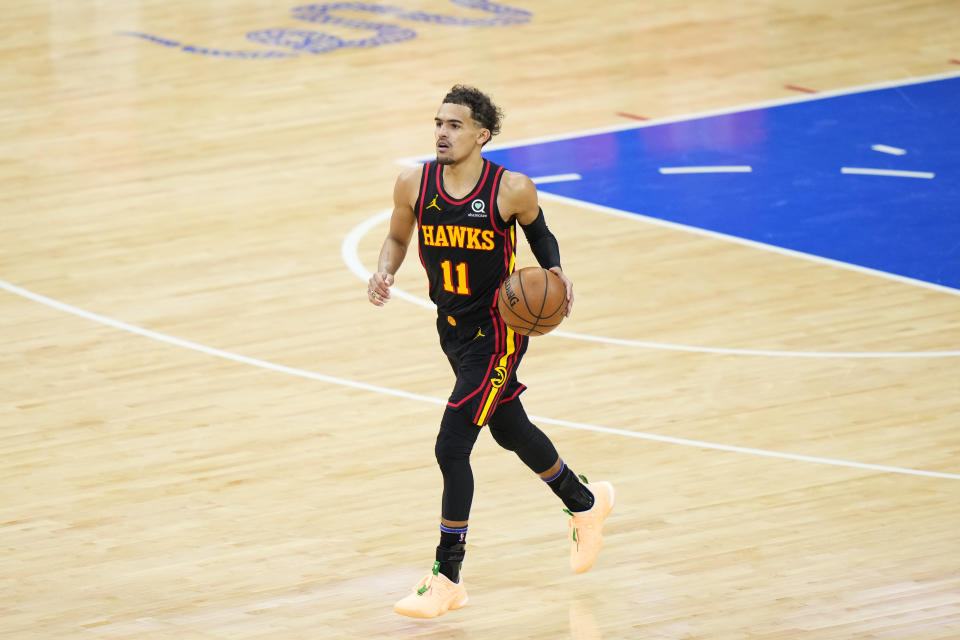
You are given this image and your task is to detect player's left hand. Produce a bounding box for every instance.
[549,266,574,317]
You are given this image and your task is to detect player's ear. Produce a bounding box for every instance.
[478,128,491,145]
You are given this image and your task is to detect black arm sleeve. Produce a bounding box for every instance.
[520,208,562,269]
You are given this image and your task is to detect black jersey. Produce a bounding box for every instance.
[415,159,517,320]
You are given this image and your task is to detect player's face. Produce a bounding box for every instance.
[434,103,489,165]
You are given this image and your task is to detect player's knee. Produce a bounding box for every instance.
[435,431,469,469]
[489,419,525,451]
[435,410,481,469]
[488,399,533,451]
[489,401,559,473]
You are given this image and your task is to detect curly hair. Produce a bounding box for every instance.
[442,85,503,142]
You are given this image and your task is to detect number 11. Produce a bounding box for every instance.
[440,260,470,295]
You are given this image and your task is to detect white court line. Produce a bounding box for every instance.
[531,415,960,481]
[547,329,960,358]
[531,173,582,184]
[342,208,434,310]
[659,166,752,174]
[872,144,907,156]
[842,167,935,179]
[2,277,958,481]
[398,69,960,166]
[344,208,960,356]
[538,191,960,300]
[0,279,442,407]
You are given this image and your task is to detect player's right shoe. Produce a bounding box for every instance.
[393,561,469,618]
[566,477,615,574]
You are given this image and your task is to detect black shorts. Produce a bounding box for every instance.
[437,308,528,426]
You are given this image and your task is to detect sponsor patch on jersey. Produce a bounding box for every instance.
[468,198,487,217]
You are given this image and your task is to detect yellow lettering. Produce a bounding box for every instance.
[421,225,434,246]
[466,228,482,250]
[425,225,495,251]
[447,225,467,248]
[481,229,495,250]
[434,225,449,247]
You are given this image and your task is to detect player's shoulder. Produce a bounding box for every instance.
[396,163,425,187]
[497,169,538,210]
[499,169,536,193]
[393,163,425,202]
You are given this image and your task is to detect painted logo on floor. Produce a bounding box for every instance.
[119,1,531,59]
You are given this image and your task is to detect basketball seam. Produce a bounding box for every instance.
[532,268,550,335]
[499,299,536,326]
[543,275,568,321]
[497,288,538,334]
[518,271,537,318]
[515,269,542,335]
[497,268,565,336]
[530,317,563,328]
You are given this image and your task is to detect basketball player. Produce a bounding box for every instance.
[368,85,615,619]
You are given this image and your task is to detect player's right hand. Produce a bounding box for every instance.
[367,271,394,306]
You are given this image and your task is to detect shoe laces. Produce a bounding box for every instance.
[416,561,442,595]
[563,475,595,544]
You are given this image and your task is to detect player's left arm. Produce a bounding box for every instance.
[498,171,574,316]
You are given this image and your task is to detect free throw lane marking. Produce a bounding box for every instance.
[531,173,582,184]
[841,167,934,179]
[871,144,907,156]
[659,166,753,174]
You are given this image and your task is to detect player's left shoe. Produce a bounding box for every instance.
[567,477,615,574]
[393,562,468,618]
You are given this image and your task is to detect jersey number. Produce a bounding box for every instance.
[440,260,471,295]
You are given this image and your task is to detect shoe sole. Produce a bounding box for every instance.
[393,594,469,618]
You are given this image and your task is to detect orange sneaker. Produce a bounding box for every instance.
[393,562,469,618]
[567,477,615,574]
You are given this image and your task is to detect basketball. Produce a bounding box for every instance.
[496,267,568,336]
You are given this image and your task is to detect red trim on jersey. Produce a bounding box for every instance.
[501,228,514,277]
[415,163,430,269]
[499,383,527,405]
[444,304,504,411]
[487,165,514,278]
[488,165,508,236]
[446,306,525,419]
[491,303,504,350]
[446,351,498,410]
[448,378,487,409]
[449,307,502,411]
[486,288,498,311]
[472,324,523,424]
[416,162,431,223]
[436,160,491,205]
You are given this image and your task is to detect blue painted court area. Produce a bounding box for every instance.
[483,74,960,291]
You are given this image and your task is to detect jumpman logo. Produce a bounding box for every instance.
[473,327,486,340]
[426,195,441,211]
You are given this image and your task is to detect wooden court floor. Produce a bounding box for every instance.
[2,1,959,638]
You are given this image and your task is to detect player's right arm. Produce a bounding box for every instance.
[368,166,420,306]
